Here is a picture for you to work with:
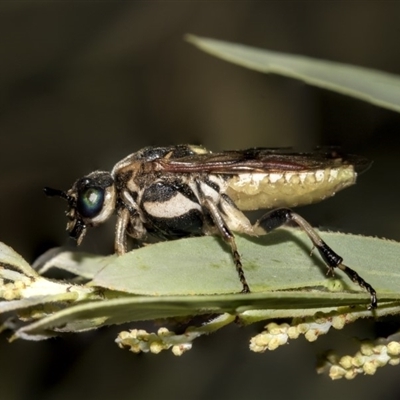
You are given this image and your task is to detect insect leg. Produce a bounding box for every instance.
[254,208,377,309]
[202,197,250,293]
[115,208,129,255]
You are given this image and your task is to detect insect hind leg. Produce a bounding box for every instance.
[202,197,250,293]
[254,208,377,309]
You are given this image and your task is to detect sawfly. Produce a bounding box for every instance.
[44,145,377,308]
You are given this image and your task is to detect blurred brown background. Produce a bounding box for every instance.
[1,2,400,400]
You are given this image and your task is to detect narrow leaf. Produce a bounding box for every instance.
[90,229,400,299]
[186,34,400,113]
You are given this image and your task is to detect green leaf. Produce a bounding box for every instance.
[38,250,113,278]
[88,229,400,300]
[186,34,400,113]
[0,242,38,278]
[11,293,400,339]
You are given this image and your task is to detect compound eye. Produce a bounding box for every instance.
[77,187,105,219]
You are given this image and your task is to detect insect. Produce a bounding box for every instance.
[44,145,377,308]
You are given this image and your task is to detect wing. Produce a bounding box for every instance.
[154,148,371,210]
[155,148,371,175]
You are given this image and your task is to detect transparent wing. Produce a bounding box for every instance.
[155,148,371,175]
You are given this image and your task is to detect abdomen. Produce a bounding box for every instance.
[225,165,357,211]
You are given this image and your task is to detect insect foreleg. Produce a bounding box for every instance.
[115,208,129,254]
[201,197,250,293]
[254,208,377,309]
[115,189,149,254]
